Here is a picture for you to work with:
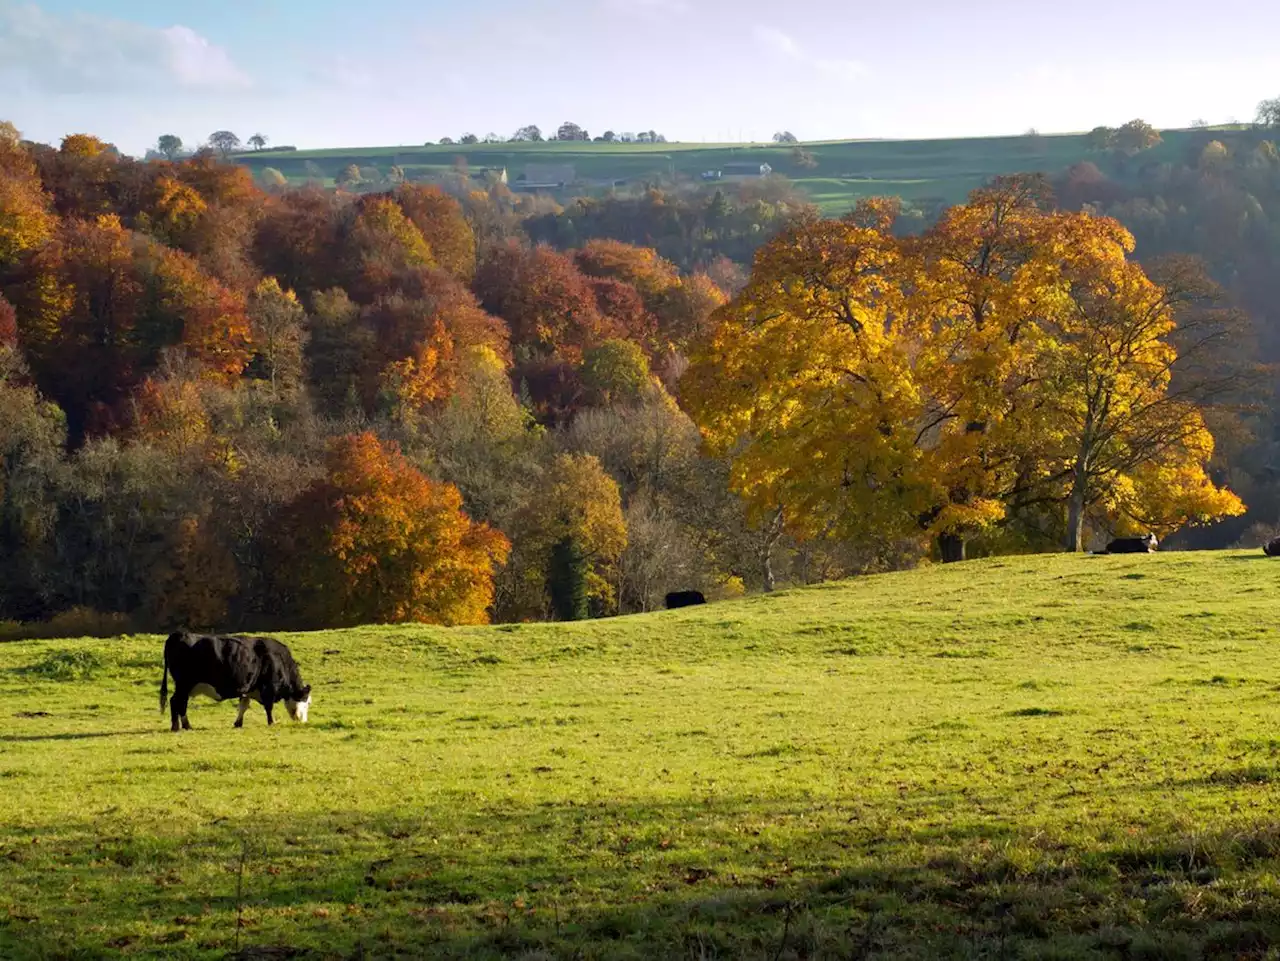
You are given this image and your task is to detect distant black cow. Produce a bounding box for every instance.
[160,632,311,732]
[665,590,707,609]
[1106,533,1159,554]
[1265,537,1280,557]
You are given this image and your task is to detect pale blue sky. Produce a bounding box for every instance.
[2,0,1277,153]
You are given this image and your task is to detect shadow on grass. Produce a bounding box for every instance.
[0,728,157,743]
[6,797,1280,959]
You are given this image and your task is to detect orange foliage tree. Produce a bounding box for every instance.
[474,240,609,360]
[394,184,477,281]
[265,433,509,627]
[14,215,251,441]
[0,132,55,271]
[343,195,435,302]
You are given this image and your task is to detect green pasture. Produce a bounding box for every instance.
[236,128,1257,214]
[4,550,1280,958]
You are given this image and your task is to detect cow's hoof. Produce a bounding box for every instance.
[233,719,243,728]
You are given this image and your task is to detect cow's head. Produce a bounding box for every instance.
[284,685,312,723]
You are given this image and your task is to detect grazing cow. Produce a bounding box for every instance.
[1106,533,1159,554]
[665,590,707,609]
[1265,537,1280,557]
[159,632,311,732]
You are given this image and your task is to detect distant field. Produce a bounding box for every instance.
[235,128,1252,214]
[6,550,1280,958]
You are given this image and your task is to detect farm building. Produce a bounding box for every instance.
[518,164,577,188]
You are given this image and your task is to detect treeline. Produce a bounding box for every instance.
[1,117,1274,636]
[0,123,833,634]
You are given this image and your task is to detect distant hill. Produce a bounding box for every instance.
[234,127,1265,214]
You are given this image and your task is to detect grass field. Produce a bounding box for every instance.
[5,550,1280,958]
[235,128,1262,214]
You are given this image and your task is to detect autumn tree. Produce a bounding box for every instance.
[393,184,477,281]
[421,345,541,528]
[0,134,55,270]
[685,183,1245,563]
[135,173,209,249]
[582,339,651,406]
[15,216,251,442]
[305,287,369,417]
[344,269,507,419]
[511,452,626,618]
[252,187,342,298]
[1043,246,1246,549]
[247,278,308,393]
[265,432,509,627]
[341,194,435,301]
[1114,119,1162,154]
[685,207,913,560]
[474,240,608,360]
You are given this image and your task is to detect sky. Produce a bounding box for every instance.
[2,0,1277,155]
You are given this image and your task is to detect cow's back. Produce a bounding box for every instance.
[167,633,260,699]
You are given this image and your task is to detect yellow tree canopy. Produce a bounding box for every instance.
[685,179,1245,558]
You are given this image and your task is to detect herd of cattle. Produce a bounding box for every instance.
[156,532,1229,732]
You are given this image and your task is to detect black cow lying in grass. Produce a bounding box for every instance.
[1265,537,1280,557]
[1107,533,1159,554]
[160,632,311,732]
[665,590,707,609]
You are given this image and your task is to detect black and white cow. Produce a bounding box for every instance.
[1106,533,1159,554]
[159,632,311,731]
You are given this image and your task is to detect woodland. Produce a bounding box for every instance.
[1,118,1277,634]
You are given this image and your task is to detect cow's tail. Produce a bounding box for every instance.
[159,644,169,714]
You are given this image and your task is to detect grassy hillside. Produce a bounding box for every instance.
[5,550,1280,958]
[236,128,1251,214]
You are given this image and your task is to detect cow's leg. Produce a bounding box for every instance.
[263,700,275,726]
[171,688,190,732]
[234,697,251,728]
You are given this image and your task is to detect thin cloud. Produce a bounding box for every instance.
[0,1,251,95]
[753,24,867,84]
[753,26,802,59]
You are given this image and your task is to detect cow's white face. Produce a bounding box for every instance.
[285,695,310,723]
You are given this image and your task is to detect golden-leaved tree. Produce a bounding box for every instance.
[685,180,1245,560]
[266,433,510,627]
[1043,239,1246,549]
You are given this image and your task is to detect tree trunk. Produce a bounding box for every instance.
[1065,466,1088,552]
[761,506,785,593]
[938,533,966,564]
